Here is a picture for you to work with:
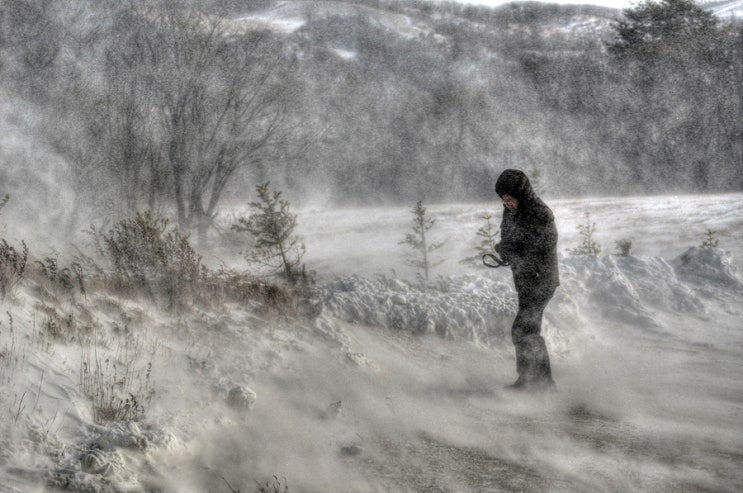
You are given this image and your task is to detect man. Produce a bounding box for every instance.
[494,169,559,390]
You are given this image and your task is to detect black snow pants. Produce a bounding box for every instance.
[511,285,556,386]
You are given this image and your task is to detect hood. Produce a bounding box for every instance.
[495,169,534,202]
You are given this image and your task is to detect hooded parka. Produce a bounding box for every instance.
[494,169,559,389]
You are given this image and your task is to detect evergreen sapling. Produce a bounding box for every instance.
[399,200,445,283]
[569,212,601,256]
[461,214,499,267]
[232,182,306,283]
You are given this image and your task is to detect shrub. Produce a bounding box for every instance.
[614,239,633,256]
[569,212,601,256]
[94,211,203,308]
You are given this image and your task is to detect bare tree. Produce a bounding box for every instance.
[146,2,297,245]
[95,0,300,245]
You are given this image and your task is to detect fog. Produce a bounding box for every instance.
[1,1,742,491]
[2,0,741,242]
[2,193,743,492]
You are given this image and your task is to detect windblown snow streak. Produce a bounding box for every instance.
[1,204,742,492]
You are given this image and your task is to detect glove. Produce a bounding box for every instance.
[493,243,511,266]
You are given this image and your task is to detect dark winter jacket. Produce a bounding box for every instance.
[494,170,559,297]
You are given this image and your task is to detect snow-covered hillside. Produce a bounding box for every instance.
[1,194,742,492]
[706,0,743,17]
[236,1,434,36]
[233,0,742,43]
[434,0,743,16]
[233,0,621,44]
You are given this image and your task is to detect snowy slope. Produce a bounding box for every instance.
[232,0,741,44]
[235,0,434,36]
[1,193,742,492]
[706,0,743,17]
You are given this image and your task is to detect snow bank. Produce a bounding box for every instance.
[316,250,732,347]
[558,253,705,326]
[317,274,516,347]
[672,247,742,288]
[1,208,741,491]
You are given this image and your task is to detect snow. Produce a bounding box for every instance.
[1,193,743,492]
[234,14,306,34]
[235,1,432,39]
[330,48,358,60]
[709,0,743,18]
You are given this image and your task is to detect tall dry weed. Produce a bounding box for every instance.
[0,239,28,299]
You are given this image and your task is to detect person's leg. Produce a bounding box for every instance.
[509,287,555,388]
[521,333,553,387]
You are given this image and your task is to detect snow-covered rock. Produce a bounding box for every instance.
[91,421,175,451]
[227,385,257,410]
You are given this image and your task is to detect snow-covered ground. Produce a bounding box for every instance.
[1,193,742,492]
[298,193,743,281]
[235,1,433,37]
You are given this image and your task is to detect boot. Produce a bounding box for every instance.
[506,337,555,391]
[531,336,555,388]
[505,345,530,389]
[505,375,528,390]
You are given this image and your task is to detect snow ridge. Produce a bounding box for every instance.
[317,248,738,347]
[318,274,517,347]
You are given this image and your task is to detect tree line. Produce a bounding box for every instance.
[0,0,740,244]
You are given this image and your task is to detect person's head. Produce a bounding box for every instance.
[495,169,534,211]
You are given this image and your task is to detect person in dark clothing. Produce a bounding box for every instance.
[494,169,560,390]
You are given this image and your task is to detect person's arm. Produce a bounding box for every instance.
[520,207,557,276]
[495,209,518,264]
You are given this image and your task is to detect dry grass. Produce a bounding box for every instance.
[0,311,20,381]
[2,211,315,426]
[33,302,100,346]
[0,239,28,299]
[79,343,153,424]
[200,269,298,316]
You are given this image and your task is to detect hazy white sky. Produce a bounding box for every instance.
[438,0,635,10]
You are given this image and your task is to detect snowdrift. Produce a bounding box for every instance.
[317,247,738,347]
[0,244,741,492]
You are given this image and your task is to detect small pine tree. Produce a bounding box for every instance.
[399,200,445,283]
[232,182,305,283]
[460,214,499,267]
[700,229,719,249]
[569,212,601,256]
